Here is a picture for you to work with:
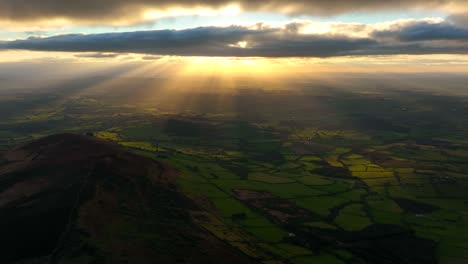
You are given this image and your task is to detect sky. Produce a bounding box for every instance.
[0,0,468,71]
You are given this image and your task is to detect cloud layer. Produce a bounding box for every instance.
[2,19,468,57]
[0,0,467,27]
[373,21,468,41]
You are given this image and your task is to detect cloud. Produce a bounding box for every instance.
[0,0,467,28]
[3,21,468,58]
[373,21,468,41]
[141,55,163,60]
[448,13,468,27]
[1,26,377,57]
[74,52,122,58]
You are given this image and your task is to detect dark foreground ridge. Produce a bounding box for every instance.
[0,134,253,264]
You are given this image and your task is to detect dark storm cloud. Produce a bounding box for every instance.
[373,21,468,41]
[0,0,464,23]
[3,22,468,57]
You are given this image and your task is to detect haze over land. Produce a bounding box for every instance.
[1,1,468,264]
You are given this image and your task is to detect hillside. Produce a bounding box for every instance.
[0,134,253,264]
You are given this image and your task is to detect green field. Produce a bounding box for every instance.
[1,77,468,264]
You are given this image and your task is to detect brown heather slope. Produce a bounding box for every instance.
[0,134,254,264]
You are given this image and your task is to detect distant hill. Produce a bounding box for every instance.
[0,134,253,264]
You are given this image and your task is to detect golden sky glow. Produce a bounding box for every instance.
[2,51,468,80]
[143,4,241,21]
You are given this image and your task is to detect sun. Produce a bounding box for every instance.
[178,57,285,77]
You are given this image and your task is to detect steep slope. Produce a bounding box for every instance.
[0,134,253,264]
